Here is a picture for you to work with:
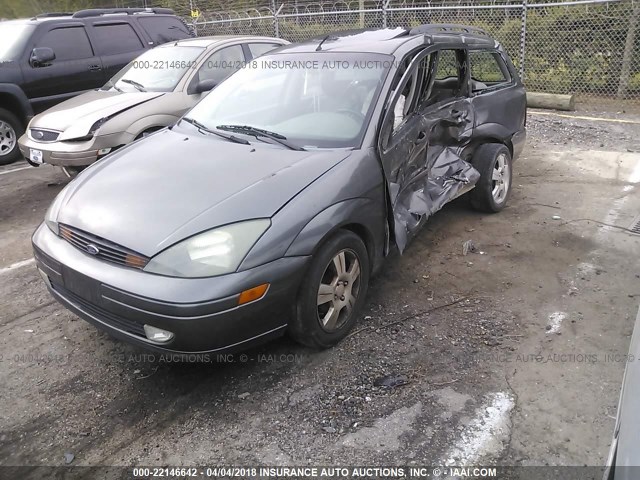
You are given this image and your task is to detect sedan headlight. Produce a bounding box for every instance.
[144,219,270,278]
[44,189,67,235]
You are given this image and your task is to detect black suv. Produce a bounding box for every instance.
[0,7,194,164]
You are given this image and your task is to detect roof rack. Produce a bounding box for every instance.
[409,24,490,37]
[71,7,175,19]
[34,12,73,18]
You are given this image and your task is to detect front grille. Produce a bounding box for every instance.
[51,282,146,338]
[30,128,60,142]
[59,224,150,269]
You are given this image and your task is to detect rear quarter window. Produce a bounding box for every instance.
[137,17,192,45]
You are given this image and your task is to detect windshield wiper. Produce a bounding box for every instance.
[120,79,146,92]
[103,80,124,93]
[216,125,305,151]
[182,117,250,145]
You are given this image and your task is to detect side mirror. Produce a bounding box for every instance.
[30,47,55,67]
[193,79,217,94]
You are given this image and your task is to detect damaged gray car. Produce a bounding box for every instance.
[33,25,526,354]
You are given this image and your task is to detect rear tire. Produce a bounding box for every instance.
[469,143,512,213]
[289,230,370,349]
[0,108,24,166]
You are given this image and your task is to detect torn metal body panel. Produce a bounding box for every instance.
[374,33,526,251]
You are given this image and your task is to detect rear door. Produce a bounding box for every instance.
[21,23,104,113]
[87,21,146,81]
[467,48,525,140]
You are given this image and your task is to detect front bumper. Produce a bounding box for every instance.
[32,223,309,354]
[18,132,134,167]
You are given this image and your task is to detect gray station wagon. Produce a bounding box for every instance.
[33,25,526,356]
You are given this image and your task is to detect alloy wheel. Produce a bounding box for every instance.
[491,153,511,204]
[0,121,16,157]
[316,249,361,332]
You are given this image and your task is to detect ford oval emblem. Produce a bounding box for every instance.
[86,244,99,255]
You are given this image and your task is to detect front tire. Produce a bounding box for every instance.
[0,108,24,166]
[289,230,370,349]
[469,143,512,213]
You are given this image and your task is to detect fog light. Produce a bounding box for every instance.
[97,148,111,156]
[143,325,174,343]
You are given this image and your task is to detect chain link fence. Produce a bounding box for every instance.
[157,0,636,101]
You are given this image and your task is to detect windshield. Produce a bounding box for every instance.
[0,23,36,62]
[186,52,392,149]
[105,45,204,93]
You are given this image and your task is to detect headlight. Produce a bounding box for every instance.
[44,190,66,236]
[144,219,270,278]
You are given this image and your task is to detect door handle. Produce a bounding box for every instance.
[88,64,102,71]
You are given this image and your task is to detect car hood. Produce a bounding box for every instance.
[54,126,351,257]
[30,90,164,140]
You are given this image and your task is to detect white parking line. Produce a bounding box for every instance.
[546,311,567,334]
[0,258,35,275]
[442,392,514,467]
[0,166,32,176]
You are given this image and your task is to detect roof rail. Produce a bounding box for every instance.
[34,12,73,18]
[409,24,490,37]
[71,7,175,19]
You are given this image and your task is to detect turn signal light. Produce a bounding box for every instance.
[125,254,148,268]
[238,283,269,305]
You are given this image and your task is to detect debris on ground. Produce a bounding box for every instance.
[64,452,74,464]
[238,392,250,400]
[462,240,478,255]
[373,374,409,389]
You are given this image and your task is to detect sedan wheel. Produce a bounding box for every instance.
[316,249,362,332]
[290,230,369,349]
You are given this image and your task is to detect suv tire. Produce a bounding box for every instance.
[0,108,24,165]
[289,230,369,349]
[470,143,512,213]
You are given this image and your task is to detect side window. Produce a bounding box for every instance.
[93,24,144,55]
[435,49,459,79]
[36,27,93,61]
[138,17,191,45]
[195,45,245,86]
[469,50,511,92]
[426,49,466,106]
[247,43,282,59]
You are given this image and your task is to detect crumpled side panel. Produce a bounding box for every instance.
[392,146,479,252]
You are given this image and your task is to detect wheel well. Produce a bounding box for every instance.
[135,126,162,140]
[340,223,375,267]
[464,138,513,166]
[0,93,27,126]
